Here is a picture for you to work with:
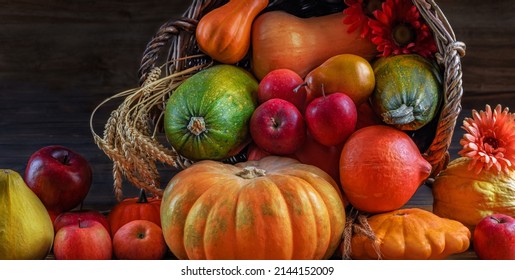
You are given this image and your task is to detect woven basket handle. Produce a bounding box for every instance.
[414,0,466,176]
[138,0,227,85]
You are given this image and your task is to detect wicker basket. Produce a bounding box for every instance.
[91,0,465,199]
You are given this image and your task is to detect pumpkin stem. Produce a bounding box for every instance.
[382,104,415,125]
[236,166,267,179]
[187,116,207,136]
[137,188,148,204]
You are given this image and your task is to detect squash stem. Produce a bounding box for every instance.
[187,116,207,136]
[382,104,415,125]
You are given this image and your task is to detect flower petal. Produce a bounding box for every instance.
[460,104,515,174]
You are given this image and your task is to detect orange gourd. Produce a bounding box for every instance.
[107,189,161,237]
[349,208,471,260]
[339,125,432,213]
[160,156,345,260]
[195,0,269,64]
[251,11,378,80]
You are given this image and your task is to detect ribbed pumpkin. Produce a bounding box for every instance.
[160,156,345,260]
[107,189,162,237]
[432,157,515,232]
[349,208,471,260]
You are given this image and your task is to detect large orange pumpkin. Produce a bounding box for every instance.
[339,125,432,213]
[160,156,345,260]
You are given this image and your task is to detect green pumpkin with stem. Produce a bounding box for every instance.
[371,54,442,131]
[164,65,258,161]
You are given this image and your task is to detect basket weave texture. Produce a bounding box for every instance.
[91,0,466,200]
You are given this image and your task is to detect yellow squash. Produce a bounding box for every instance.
[0,169,54,259]
[432,157,515,232]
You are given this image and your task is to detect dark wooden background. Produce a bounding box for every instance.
[1,0,514,210]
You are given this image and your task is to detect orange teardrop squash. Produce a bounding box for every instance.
[339,125,432,213]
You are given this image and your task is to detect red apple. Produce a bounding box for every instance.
[257,68,307,112]
[305,93,357,146]
[250,98,306,155]
[24,145,92,220]
[246,142,272,161]
[53,209,110,235]
[291,132,344,184]
[113,220,167,260]
[53,220,112,260]
[356,101,383,130]
[473,214,515,260]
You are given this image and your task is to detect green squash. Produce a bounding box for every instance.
[164,65,258,161]
[371,54,442,131]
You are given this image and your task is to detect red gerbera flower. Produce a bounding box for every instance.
[343,0,385,39]
[368,0,437,58]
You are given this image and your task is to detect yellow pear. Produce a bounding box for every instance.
[0,169,54,259]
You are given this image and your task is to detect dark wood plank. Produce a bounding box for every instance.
[0,2,512,258]
[436,0,515,109]
[0,0,190,205]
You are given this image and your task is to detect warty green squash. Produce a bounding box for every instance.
[371,54,442,131]
[164,65,258,161]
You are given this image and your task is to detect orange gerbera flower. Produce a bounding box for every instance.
[458,104,515,174]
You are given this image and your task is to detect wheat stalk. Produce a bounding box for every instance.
[90,58,211,199]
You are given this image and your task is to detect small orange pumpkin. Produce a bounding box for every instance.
[160,156,345,260]
[349,208,471,260]
[195,0,269,64]
[107,189,161,237]
[339,125,432,213]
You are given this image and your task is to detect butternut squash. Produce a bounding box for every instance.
[251,11,378,80]
[196,0,269,64]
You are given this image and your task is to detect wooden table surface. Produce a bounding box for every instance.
[1,0,514,260]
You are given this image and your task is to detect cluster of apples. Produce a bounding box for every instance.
[23,145,167,260]
[250,67,358,155]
